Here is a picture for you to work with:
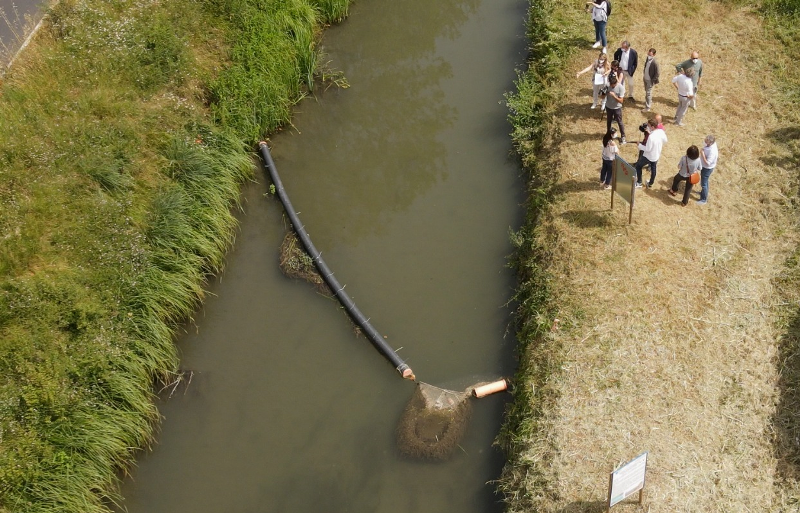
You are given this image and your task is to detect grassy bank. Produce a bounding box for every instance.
[762,0,800,505]
[501,0,800,510]
[0,0,349,511]
[496,0,584,509]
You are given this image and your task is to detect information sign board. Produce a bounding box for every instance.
[611,155,636,223]
[607,452,648,510]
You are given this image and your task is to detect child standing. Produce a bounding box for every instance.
[601,128,618,189]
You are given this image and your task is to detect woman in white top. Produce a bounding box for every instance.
[586,0,608,53]
[668,145,702,206]
[600,128,619,188]
[576,52,611,109]
[698,134,718,204]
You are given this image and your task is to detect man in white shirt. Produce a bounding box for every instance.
[671,68,694,126]
[675,51,704,110]
[613,41,638,101]
[697,134,719,204]
[634,118,668,188]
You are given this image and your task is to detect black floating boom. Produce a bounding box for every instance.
[258,142,415,380]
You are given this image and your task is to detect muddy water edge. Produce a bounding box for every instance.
[118,0,527,511]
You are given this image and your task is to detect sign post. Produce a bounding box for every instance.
[611,155,636,224]
[607,452,648,512]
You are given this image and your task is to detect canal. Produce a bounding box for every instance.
[0,0,45,68]
[118,0,527,511]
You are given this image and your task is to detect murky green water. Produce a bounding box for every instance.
[118,0,527,511]
[0,0,43,62]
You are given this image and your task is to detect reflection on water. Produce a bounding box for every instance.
[0,0,43,66]
[118,0,528,512]
[271,0,480,247]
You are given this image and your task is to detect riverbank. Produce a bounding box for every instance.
[0,1,349,511]
[501,0,800,510]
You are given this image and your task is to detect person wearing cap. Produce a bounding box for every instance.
[671,68,694,126]
[675,51,703,109]
[604,74,626,144]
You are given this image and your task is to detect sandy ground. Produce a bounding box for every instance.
[530,0,798,511]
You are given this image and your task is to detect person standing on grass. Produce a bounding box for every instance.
[613,41,638,102]
[641,48,660,112]
[675,51,703,109]
[601,128,619,189]
[668,145,702,206]
[605,74,627,144]
[634,117,667,189]
[671,68,694,126]
[576,52,611,109]
[586,0,609,54]
[698,134,718,204]
[609,59,626,95]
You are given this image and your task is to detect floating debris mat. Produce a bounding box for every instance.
[397,382,472,460]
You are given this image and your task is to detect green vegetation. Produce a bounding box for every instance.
[0,0,349,511]
[497,0,584,509]
[762,0,800,503]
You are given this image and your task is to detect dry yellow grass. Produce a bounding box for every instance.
[525,0,799,511]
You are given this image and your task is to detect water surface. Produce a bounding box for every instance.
[119,0,527,511]
[0,0,44,66]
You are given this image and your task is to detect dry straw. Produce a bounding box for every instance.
[509,0,799,511]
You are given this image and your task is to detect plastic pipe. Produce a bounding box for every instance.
[258,142,415,380]
[472,379,508,398]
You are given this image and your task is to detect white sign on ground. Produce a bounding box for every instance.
[607,452,648,510]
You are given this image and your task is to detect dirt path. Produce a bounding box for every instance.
[535,0,797,510]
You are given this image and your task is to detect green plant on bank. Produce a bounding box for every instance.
[206,0,350,143]
[0,0,351,511]
[496,0,593,510]
[759,0,800,502]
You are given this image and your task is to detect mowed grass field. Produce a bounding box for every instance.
[500,0,800,511]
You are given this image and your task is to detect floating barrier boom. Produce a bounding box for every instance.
[258,142,415,380]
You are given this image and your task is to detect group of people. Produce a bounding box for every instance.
[576,16,718,206]
[600,115,718,206]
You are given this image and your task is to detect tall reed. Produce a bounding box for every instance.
[311,0,351,23]
[0,0,347,510]
[208,0,322,142]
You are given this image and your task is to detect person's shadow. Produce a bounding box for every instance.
[555,499,646,512]
[553,500,607,512]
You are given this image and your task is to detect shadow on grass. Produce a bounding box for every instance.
[773,288,800,483]
[761,126,800,171]
[762,121,800,485]
[560,208,613,228]
[639,177,705,205]
[554,500,631,512]
[555,178,609,194]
